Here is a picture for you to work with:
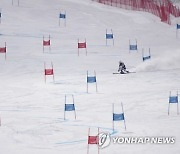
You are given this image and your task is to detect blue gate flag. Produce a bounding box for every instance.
[169,96,178,103]
[65,104,75,111]
[87,76,96,83]
[130,45,137,50]
[143,56,151,61]
[113,113,124,121]
[106,34,113,39]
[0,13,1,18]
[177,24,180,29]
[59,13,66,19]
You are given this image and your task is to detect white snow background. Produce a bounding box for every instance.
[0,0,180,153]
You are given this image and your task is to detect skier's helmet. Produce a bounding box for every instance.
[119,61,123,65]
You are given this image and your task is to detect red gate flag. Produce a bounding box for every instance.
[0,42,7,60]
[87,128,100,154]
[43,35,51,53]
[78,42,86,48]
[0,47,6,53]
[44,62,55,83]
[88,136,99,144]
[43,40,50,46]
[45,69,53,75]
[77,39,87,56]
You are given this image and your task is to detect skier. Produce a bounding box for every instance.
[118,61,129,74]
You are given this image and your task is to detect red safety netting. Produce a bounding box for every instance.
[92,0,180,24]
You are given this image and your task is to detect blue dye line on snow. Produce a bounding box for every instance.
[55,123,118,145]
[56,139,86,145]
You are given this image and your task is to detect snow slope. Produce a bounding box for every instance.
[0,0,180,154]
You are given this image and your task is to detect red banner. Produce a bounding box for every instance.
[43,40,50,46]
[78,42,86,48]
[45,69,53,75]
[0,47,6,53]
[88,136,99,144]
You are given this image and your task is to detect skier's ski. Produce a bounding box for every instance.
[113,72,136,74]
